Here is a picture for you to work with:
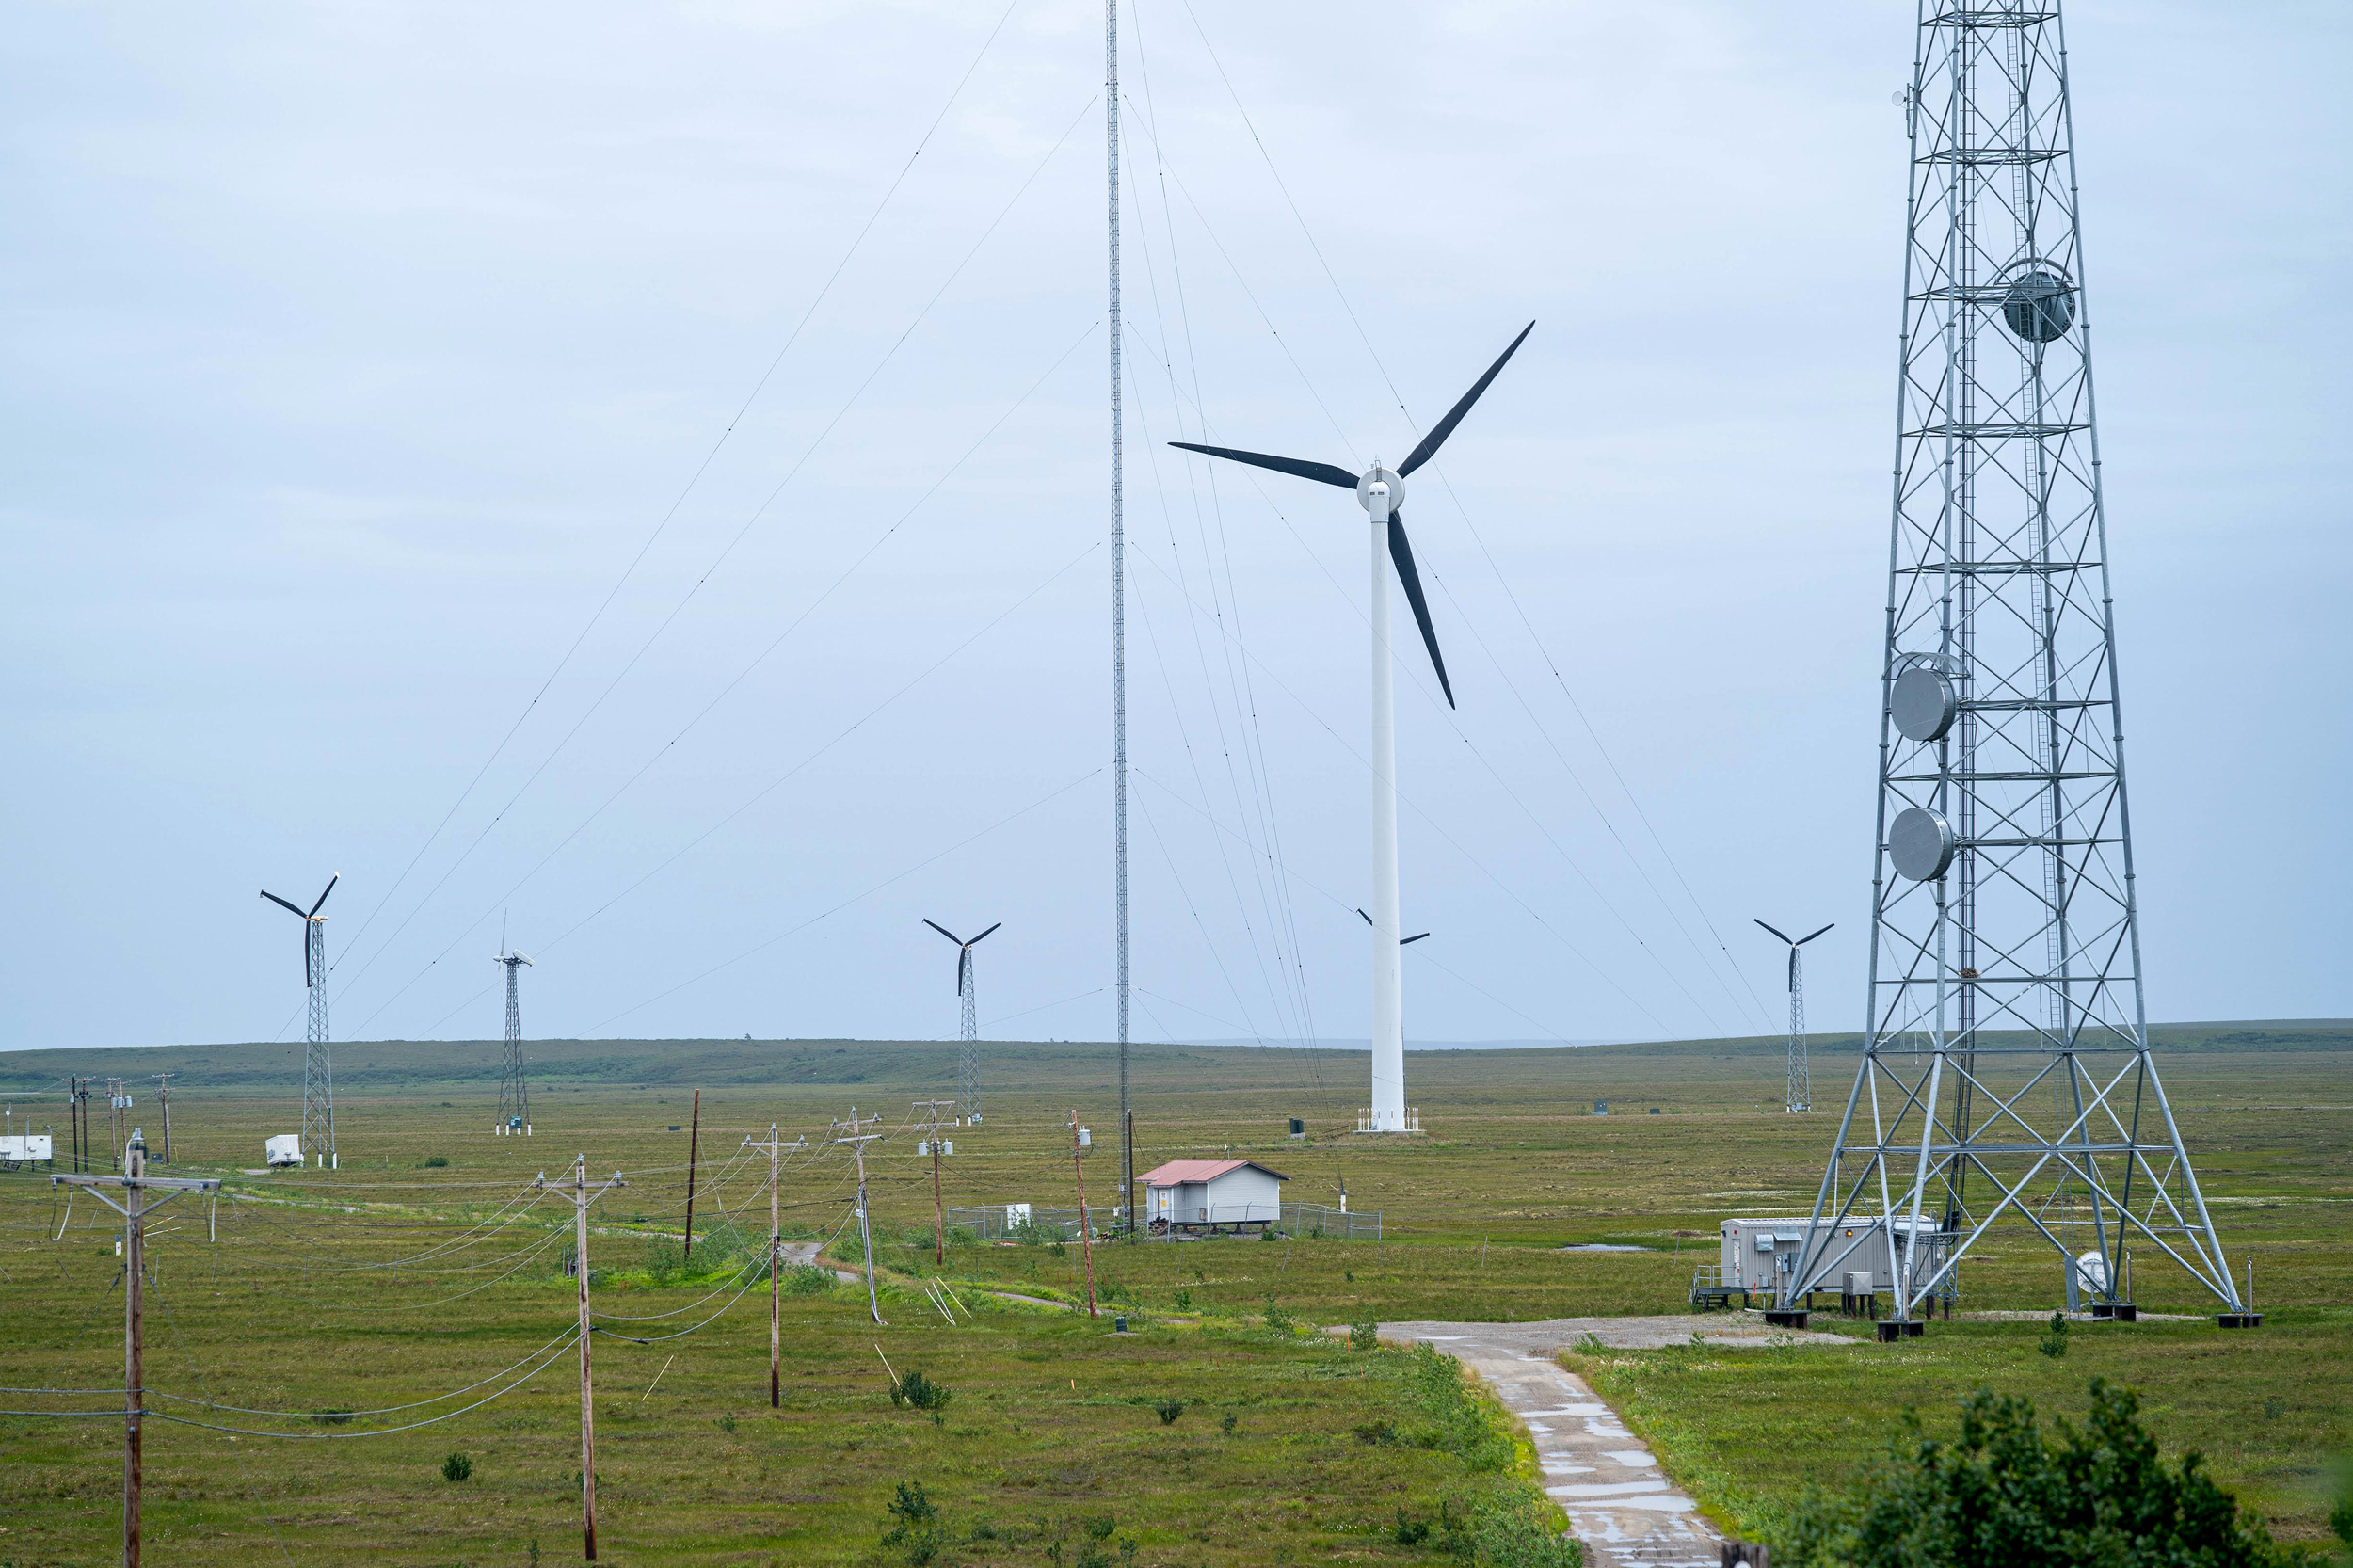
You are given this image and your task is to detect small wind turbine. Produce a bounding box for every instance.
[261,873,339,1165]
[922,920,1000,1125]
[494,926,534,1135]
[1174,323,1532,1133]
[1755,920,1833,1113]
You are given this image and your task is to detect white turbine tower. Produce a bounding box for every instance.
[1755,920,1832,1113]
[1174,324,1531,1133]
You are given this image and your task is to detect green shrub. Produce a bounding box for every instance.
[1350,1318,1379,1349]
[785,1263,833,1295]
[889,1370,952,1412]
[1220,1413,1237,1433]
[1173,1288,1193,1311]
[1392,1508,1432,1544]
[1354,1418,1401,1447]
[881,1480,945,1565]
[421,1156,450,1169]
[1781,1379,2306,1568]
[1470,1496,1584,1566]
[1261,1293,1296,1336]
[441,1451,472,1482]
[1085,1512,1117,1541]
[1406,1343,1515,1473]
[2038,1311,2070,1358]
[1154,1398,1185,1426]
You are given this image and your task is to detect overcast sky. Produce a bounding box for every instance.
[3,0,2345,1058]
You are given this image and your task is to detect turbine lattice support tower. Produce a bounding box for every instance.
[1793,0,2239,1319]
[958,966,981,1125]
[497,953,532,1132]
[1787,948,1811,1115]
[301,921,335,1166]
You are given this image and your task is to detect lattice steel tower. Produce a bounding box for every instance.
[923,920,1000,1124]
[261,873,339,1169]
[1789,0,2244,1324]
[1756,920,1832,1113]
[496,947,534,1134]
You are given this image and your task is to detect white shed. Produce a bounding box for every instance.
[1139,1158,1287,1234]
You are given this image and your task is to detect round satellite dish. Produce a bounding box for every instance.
[1355,464,1404,515]
[2002,270,2074,343]
[1890,665,1958,742]
[2074,1250,2110,1293]
[1888,807,1957,881]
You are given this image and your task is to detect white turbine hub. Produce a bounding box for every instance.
[1355,464,1404,514]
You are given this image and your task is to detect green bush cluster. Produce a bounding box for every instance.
[1406,1343,1515,1473]
[1781,1379,2311,1568]
[889,1369,952,1412]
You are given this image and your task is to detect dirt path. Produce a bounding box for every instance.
[1375,1316,1841,1567]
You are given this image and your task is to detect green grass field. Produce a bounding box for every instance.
[2,1026,2346,1561]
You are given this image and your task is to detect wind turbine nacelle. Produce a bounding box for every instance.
[1355,465,1404,515]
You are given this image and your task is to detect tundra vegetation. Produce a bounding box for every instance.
[0,1027,2344,1560]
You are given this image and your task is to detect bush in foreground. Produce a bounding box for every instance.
[1783,1378,2314,1567]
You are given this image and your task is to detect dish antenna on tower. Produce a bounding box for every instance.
[1754,920,1832,1113]
[260,873,339,1168]
[1174,322,1533,1134]
[922,920,1000,1125]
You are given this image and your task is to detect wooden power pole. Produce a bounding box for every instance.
[831,1111,884,1325]
[1069,1111,1096,1318]
[743,1125,807,1408]
[681,1089,701,1265]
[914,1100,954,1265]
[53,1130,219,1567]
[151,1075,175,1164]
[535,1156,625,1561]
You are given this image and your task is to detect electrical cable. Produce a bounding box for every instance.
[319,0,1032,999]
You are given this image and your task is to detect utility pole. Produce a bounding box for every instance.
[151,1076,175,1164]
[915,1100,954,1265]
[743,1125,807,1408]
[106,1079,128,1172]
[53,1128,218,1567]
[832,1111,884,1325]
[681,1090,702,1265]
[534,1156,624,1561]
[1068,1111,1097,1318]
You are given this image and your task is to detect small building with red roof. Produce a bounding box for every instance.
[1137,1157,1288,1233]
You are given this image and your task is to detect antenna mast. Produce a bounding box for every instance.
[1106,0,1131,1235]
[1791,0,2243,1326]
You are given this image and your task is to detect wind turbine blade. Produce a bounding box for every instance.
[957,950,970,997]
[1753,919,1792,944]
[1385,513,1455,708]
[1167,441,1357,489]
[969,922,1002,945]
[308,873,339,918]
[260,891,306,918]
[1401,932,1430,945]
[1356,908,1373,926]
[1797,923,1835,946]
[922,919,963,945]
[1787,949,1798,993]
[304,929,315,989]
[1398,321,1534,476]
